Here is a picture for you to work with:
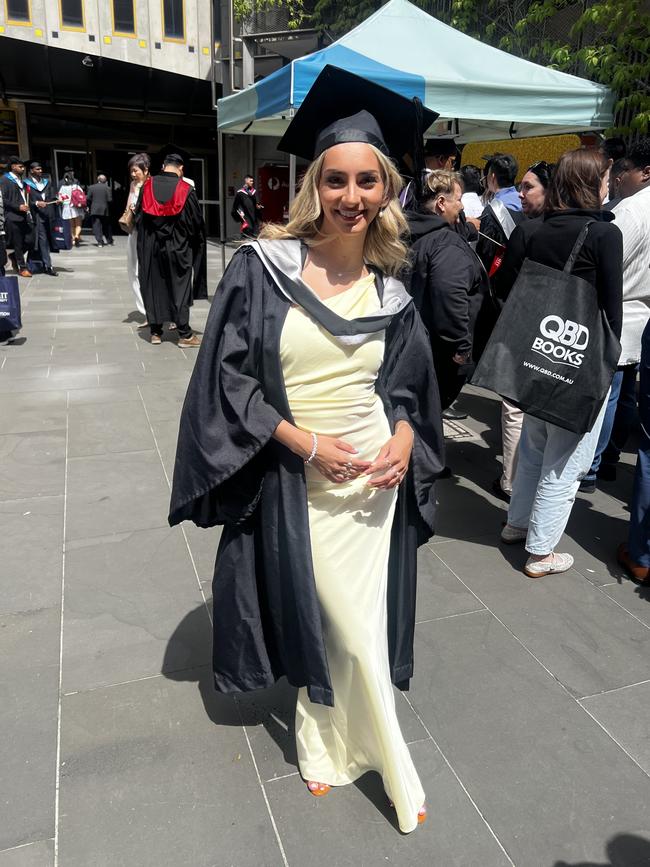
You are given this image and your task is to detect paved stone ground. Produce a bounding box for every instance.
[2,237,650,867]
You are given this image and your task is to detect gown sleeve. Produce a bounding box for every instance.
[168,249,284,528]
[383,303,445,537]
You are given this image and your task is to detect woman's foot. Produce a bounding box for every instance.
[306,780,331,797]
[388,799,427,826]
[524,552,574,578]
[500,523,527,544]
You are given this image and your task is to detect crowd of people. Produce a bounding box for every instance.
[0,159,117,283]
[0,149,208,348]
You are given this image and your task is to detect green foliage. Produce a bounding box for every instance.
[234,0,305,29]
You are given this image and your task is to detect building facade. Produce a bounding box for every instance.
[0,0,325,237]
[0,0,221,231]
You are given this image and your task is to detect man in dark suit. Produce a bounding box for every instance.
[86,174,113,246]
[0,155,34,277]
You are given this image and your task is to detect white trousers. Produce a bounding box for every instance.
[507,396,608,554]
[500,399,524,495]
[126,231,145,316]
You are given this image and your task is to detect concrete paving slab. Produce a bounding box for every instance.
[67,398,154,458]
[63,527,209,692]
[0,391,66,435]
[562,498,629,586]
[0,607,59,851]
[138,379,192,422]
[433,473,507,544]
[580,682,650,775]
[66,385,142,405]
[0,495,63,614]
[0,840,54,867]
[148,417,183,479]
[599,579,650,627]
[0,358,50,380]
[409,612,650,865]
[416,545,486,623]
[434,537,650,698]
[65,449,169,541]
[0,430,65,500]
[58,673,283,867]
[0,376,101,396]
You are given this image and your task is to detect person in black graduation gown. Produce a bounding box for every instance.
[169,66,444,833]
[135,153,207,347]
[231,174,263,238]
[0,156,34,277]
[24,160,59,276]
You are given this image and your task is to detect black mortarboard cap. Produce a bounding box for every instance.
[277,65,438,161]
[424,138,457,157]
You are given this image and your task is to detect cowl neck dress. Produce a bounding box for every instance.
[279,272,425,833]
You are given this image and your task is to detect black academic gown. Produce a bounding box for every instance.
[26,179,58,253]
[231,187,259,235]
[169,246,445,707]
[136,172,207,324]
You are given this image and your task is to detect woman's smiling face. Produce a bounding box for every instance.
[317,142,386,238]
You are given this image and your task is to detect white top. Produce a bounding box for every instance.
[461,191,484,218]
[612,185,650,364]
[59,183,85,220]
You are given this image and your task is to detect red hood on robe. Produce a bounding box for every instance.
[141,176,191,216]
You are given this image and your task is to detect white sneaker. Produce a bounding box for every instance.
[500,524,528,545]
[524,552,574,578]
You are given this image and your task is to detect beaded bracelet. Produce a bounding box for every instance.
[304,432,318,464]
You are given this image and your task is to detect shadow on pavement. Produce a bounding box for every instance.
[553,831,650,866]
[162,601,299,768]
[122,310,147,325]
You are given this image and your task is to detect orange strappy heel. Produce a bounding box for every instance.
[307,780,331,797]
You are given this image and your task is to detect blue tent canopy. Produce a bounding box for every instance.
[217,0,614,143]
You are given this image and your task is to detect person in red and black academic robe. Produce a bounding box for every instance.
[231,174,263,238]
[135,152,207,347]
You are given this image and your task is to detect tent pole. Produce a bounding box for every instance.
[218,129,226,274]
[289,153,296,208]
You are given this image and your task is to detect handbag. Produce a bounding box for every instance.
[471,221,620,435]
[119,206,135,234]
[0,275,22,332]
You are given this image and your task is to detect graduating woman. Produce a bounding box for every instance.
[169,66,444,833]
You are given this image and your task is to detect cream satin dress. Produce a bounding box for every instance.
[280,273,425,833]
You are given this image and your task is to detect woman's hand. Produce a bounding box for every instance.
[272,420,370,484]
[365,422,414,489]
[311,435,371,484]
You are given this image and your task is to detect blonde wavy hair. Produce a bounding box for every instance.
[259,144,409,276]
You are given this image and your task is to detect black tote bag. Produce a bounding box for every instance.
[471,222,620,435]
